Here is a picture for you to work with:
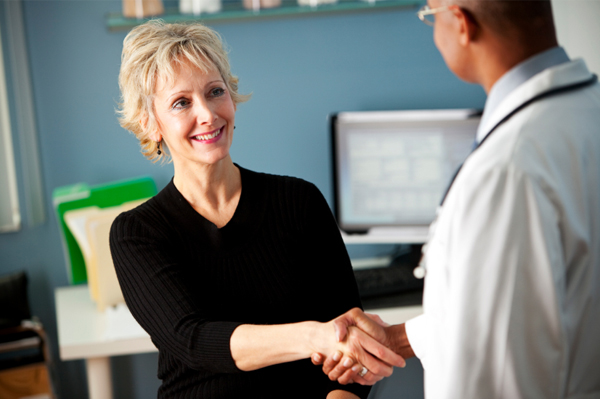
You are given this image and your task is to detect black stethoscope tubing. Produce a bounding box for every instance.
[440,74,598,206]
[414,73,598,279]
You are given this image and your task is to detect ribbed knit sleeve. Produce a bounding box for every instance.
[110,211,242,374]
[297,182,371,399]
[109,168,371,398]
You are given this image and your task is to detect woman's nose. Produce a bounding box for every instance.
[194,100,218,125]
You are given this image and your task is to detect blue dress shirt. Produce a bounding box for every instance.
[476,46,571,144]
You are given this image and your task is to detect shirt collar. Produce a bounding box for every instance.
[476,46,570,143]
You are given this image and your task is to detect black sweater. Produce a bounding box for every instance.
[109,166,370,399]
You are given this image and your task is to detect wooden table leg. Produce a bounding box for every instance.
[85,357,113,399]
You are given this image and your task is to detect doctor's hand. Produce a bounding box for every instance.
[319,323,404,385]
[311,308,414,385]
[309,314,405,385]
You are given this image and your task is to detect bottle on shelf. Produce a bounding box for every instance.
[242,0,282,11]
[297,0,337,7]
[179,0,222,15]
[123,0,165,19]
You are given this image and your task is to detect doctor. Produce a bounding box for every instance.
[313,1,600,397]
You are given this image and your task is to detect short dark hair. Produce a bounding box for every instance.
[452,0,555,38]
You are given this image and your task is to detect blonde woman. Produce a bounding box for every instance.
[109,20,403,399]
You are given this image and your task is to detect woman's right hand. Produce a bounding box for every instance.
[309,319,406,385]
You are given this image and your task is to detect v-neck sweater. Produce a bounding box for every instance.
[109,166,370,399]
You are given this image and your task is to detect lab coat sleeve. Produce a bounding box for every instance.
[404,314,429,367]
[427,163,564,399]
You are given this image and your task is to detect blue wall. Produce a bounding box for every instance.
[0,1,485,398]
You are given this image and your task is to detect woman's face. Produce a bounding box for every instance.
[152,61,236,169]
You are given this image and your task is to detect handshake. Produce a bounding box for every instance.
[310,308,415,385]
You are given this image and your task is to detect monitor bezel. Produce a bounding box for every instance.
[330,109,482,237]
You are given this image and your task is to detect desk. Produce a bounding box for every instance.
[55,285,156,399]
[55,285,422,399]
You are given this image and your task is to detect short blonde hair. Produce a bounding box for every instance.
[117,20,250,162]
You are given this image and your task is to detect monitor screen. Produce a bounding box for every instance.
[331,109,481,242]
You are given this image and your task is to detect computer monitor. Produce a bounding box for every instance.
[330,109,481,243]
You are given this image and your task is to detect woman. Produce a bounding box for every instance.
[110,20,400,399]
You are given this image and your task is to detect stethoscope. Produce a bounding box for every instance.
[413,73,598,279]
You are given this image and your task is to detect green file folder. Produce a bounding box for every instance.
[53,176,157,285]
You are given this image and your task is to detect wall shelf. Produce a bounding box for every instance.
[106,0,421,31]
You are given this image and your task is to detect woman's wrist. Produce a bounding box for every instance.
[231,321,336,371]
[304,320,336,358]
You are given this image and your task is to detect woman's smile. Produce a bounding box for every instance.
[191,127,224,144]
[152,62,236,167]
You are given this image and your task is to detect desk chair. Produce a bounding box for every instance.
[0,271,55,399]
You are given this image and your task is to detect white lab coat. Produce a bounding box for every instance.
[405,59,600,399]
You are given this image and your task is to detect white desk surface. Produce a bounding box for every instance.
[370,305,423,325]
[55,285,422,361]
[55,285,157,360]
[341,232,426,244]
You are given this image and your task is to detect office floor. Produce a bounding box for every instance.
[368,358,424,399]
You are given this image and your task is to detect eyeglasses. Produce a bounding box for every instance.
[417,4,451,26]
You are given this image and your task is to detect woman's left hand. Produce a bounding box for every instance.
[311,351,383,386]
[326,389,360,399]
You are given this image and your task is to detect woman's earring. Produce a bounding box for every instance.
[157,140,162,155]
[234,126,236,130]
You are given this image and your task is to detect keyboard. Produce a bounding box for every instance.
[353,264,424,298]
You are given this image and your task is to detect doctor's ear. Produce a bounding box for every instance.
[452,6,480,46]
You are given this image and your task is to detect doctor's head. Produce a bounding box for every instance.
[418,0,558,92]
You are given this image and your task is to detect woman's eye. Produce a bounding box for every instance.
[172,99,190,109]
[210,87,225,97]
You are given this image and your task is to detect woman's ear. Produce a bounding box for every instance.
[140,112,149,132]
[141,113,161,142]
